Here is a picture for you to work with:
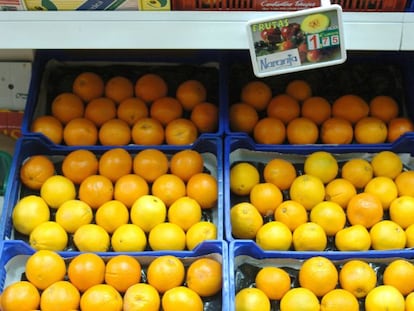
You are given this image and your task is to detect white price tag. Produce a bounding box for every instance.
[246,4,346,77]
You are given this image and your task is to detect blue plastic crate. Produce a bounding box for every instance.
[0,239,229,310]
[22,50,226,147]
[224,51,414,147]
[229,240,414,310]
[0,135,224,250]
[224,134,414,243]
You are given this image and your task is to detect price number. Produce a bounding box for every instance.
[307,31,340,50]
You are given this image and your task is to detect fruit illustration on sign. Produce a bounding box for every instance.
[301,13,330,34]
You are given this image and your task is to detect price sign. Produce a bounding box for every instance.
[246,4,346,77]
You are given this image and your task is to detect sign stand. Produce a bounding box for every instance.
[246,1,346,77]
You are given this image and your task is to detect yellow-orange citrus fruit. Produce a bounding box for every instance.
[111,223,147,252]
[12,195,50,235]
[31,115,63,144]
[230,202,263,239]
[79,284,123,311]
[162,286,203,311]
[320,288,359,311]
[40,280,80,311]
[229,102,259,133]
[0,281,40,311]
[147,255,185,294]
[369,95,399,123]
[20,155,55,190]
[280,287,320,311]
[255,266,291,300]
[61,149,98,184]
[250,182,283,216]
[332,94,369,124]
[130,194,167,233]
[170,149,204,182]
[253,117,286,144]
[133,148,169,183]
[40,175,76,209]
[292,222,327,251]
[364,176,398,210]
[84,97,117,127]
[289,174,326,210]
[371,150,403,179]
[186,221,217,251]
[325,178,357,208]
[151,173,186,207]
[320,117,354,144]
[67,253,106,292]
[286,117,319,144]
[346,192,383,228]
[240,80,272,111]
[310,201,346,236]
[104,255,142,293]
[78,174,114,209]
[389,195,414,229]
[63,117,98,146]
[190,102,219,133]
[395,170,414,196]
[131,117,165,145]
[267,94,300,124]
[387,117,414,143]
[365,285,405,311]
[256,221,292,251]
[104,75,134,104]
[73,223,110,252]
[263,158,297,190]
[341,158,373,189]
[135,73,168,103]
[123,283,160,311]
[370,220,406,250]
[72,71,104,102]
[29,221,68,251]
[235,288,271,311]
[383,259,414,295]
[186,172,218,209]
[285,79,312,101]
[335,224,371,251]
[165,118,198,145]
[98,147,132,182]
[176,79,207,111]
[304,151,339,184]
[150,96,183,126]
[55,199,94,234]
[148,222,186,251]
[117,97,148,126]
[274,200,308,231]
[51,92,85,125]
[113,173,149,207]
[230,162,260,196]
[301,96,331,125]
[354,116,388,144]
[98,118,131,146]
[339,259,377,298]
[186,258,222,297]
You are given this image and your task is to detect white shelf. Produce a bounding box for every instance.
[0,11,408,50]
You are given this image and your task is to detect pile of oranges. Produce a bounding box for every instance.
[229,149,414,252]
[235,255,414,311]
[30,71,219,146]
[229,79,414,144]
[13,145,218,252]
[0,249,223,311]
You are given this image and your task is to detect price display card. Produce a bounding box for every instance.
[246,4,346,77]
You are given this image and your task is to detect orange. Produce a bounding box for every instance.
[72,71,104,102]
[95,199,129,233]
[235,287,271,311]
[61,149,98,184]
[176,79,207,111]
[364,176,398,209]
[98,118,131,146]
[84,97,117,127]
[320,288,359,311]
[113,173,149,207]
[280,287,320,311]
[341,158,373,189]
[63,117,98,146]
[186,172,218,209]
[104,255,142,293]
[147,255,185,293]
[131,117,164,145]
[135,73,168,103]
[289,174,326,210]
[104,75,134,104]
[332,94,369,124]
[274,200,308,231]
[162,286,203,311]
[0,281,40,311]
[165,118,198,145]
[354,116,388,144]
[370,220,406,250]
[99,147,132,182]
[190,102,219,133]
[369,95,399,123]
[310,201,346,235]
[266,93,300,124]
[252,117,286,144]
[29,221,68,251]
[31,115,63,144]
[346,192,383,228]
[111,223,147,252]
[292,222,327,251]
[25,249,66,290]
[304,151,339,184]
[250,182,283,216]
[40,281,80,311]
[186,258,222,297]
[51,92,85,124]
[389,195,414,229]
[395,171,414,196]
[78,174,114,209]
[170,149,204,182]
[229,102,259,133]
[20,155,55,190]
[151,173,186,206]
[387,117,414,142]
[383,259,414,295]
[12,195,50,235]
[255,266,291,300]
[117,97,148,126]
[133,148,169,183]
[40,174,76,209]
[123,283,160,311]
[285,79,312,101]
[325,178,357,208]
[256,221,292,251]
[301,96,331,125]
[406,223,414,247]
[73,223,110,252]
[339,259,377,298]
[299,256,338,297]
[68,253,106,292]
[230,202,263,239]
[168,196,202,231]
[186,221,217,251]
[320,117,354,144]
[365,285,405,311]
[286,117,319,144]
[371,150,403,179]
[79,284,123,311]
[230,162,260,196]
[150,96,183,126]
[240,80,272,111]
[130,194,166,232]
[263,158,297,190]
[148,222,186,251]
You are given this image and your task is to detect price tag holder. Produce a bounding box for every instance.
[246,4,346,77]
